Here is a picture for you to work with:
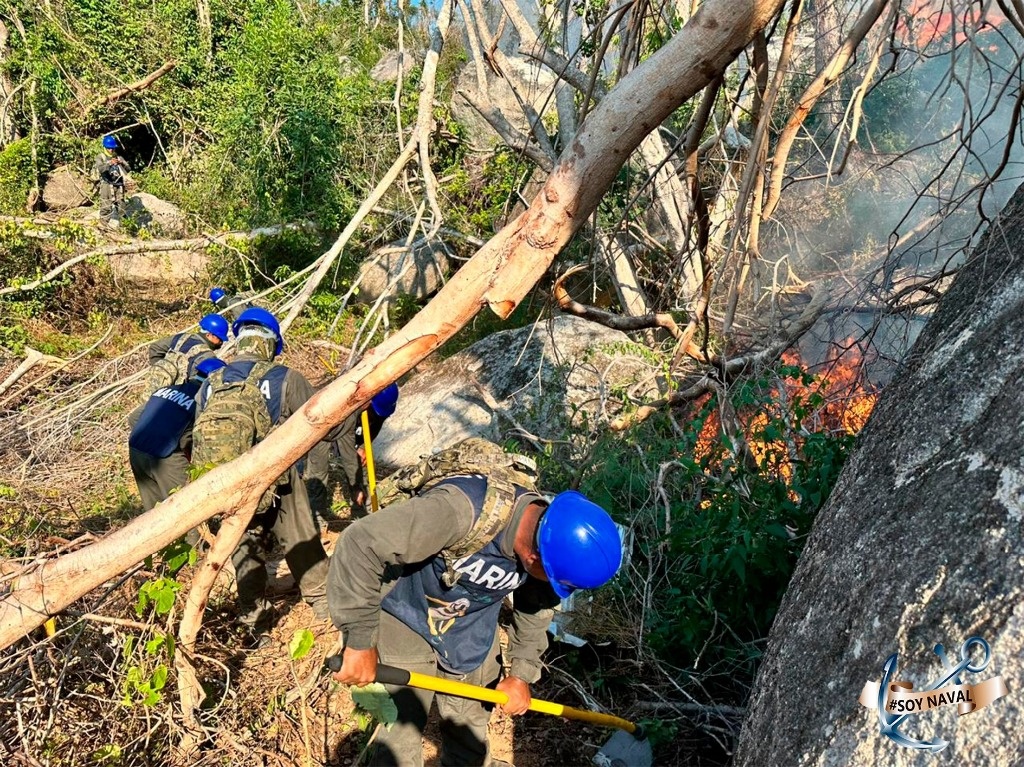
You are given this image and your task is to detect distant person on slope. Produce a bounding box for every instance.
[91,135,129,223]
[128,357,226,511]
[209,286,250,323]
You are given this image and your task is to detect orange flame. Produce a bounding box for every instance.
[693,342,878,484]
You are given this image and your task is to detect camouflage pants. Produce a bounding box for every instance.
[98,182,124,217]
[232,464,330,627]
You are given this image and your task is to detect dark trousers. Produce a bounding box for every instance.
[129,447,189,511]
[370,611,502,767]
[233,464,330,624]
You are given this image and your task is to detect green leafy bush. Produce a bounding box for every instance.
[0,139,34,214]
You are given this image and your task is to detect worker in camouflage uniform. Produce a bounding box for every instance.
[303,382,399,519]
[209,286,250,323]
[91,135,129,222]
[195,307,340,637]
[144,314,229,396]
[328,465,623,767]
[128,357,226,511]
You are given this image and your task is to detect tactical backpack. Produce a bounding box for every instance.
[145,337,209,397]
[376,437,540,587]
[191,360,283,512]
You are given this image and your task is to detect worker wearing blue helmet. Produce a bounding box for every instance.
[128,356,226,512]
[90,135,130,222]
[143,313,228,399]
[208,286,250,323]
[304,382,399,519]
[194,307,351,637]
[327,463,622,765]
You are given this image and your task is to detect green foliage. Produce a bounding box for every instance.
[351,683,399,730]
[0,139,35,214]
[575,364,856,676]
[288,628,315,660]
[135,577,181,617]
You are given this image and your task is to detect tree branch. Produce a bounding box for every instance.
[84,60,177,114]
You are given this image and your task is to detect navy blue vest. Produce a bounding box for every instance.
[129,380,202,458]
[381,476,528,674]
[210,359,289,424]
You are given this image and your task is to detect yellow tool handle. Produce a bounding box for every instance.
[360,409,379,512]
[326,657,638,734]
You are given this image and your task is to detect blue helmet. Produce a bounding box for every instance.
[102,135,118,149]
[232,306,283,356]
[537,491,622,599]
[209,287,226,304]
[199,313,229,343]
[194,357,226,378]
[370,383,399,418]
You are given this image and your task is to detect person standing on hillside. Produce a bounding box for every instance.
[128,357,226,511]
[193,307,345,639]
[328,474,622,767]
[91,135,129,223]
[304,382,399,519]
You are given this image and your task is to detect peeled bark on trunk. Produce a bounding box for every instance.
[0,0,788,651]
[735,182,1024,765]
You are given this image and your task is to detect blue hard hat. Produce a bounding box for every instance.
[194,357,226,378]
[537,491,622,599]
[199,313,229,343]
[370,383,399,418]
[232,306,283,356]
[209,287,226,303]
[102,135,118,149]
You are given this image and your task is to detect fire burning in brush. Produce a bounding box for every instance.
[694,342,879,482]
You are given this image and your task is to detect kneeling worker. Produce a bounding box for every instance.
[328,476,622,767]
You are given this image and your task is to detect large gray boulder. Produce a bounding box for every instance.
[42,165,92,211]
[353,239,450,304]
[121,192,189,237]
[373,315,659,467]
[734,185,1024,764]
[370,50,415,82]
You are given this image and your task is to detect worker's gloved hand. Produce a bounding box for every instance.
[331,646,379,686]
[496,675,531,715]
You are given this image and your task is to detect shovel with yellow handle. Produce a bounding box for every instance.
[326,655,652,766]
[360,409,379,512]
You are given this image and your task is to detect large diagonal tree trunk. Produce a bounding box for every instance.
[0,0,787,651]
[734,183,1024,764]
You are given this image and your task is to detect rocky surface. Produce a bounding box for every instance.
[734,184,1024,765]
[372,315,660,467]
[353,239,450,304]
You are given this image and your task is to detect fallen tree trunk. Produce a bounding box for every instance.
[0,0,787,650]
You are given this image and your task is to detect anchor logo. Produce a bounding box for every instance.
[861,636,1009,751]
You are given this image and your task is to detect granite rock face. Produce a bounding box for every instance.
[373,315,659,468]
[734,184,1024,766]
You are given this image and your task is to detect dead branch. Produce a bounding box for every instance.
[0,348,62,398]
[553,265,682,337]
[278,0,454,333]
[761,0,892,220]
[0,225,311,297]
[84,60,177,114]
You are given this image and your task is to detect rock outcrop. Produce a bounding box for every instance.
[734,184,1024,765]
[372,315,659,467]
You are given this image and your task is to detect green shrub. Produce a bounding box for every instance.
[0,139,34,214]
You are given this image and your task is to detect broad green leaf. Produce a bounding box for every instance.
[289,628,315,660]
[351,683,398,728]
